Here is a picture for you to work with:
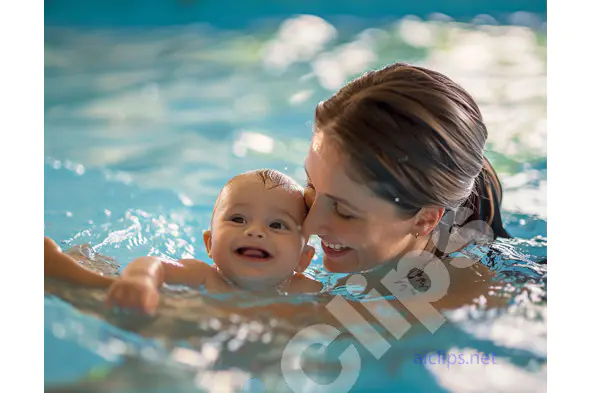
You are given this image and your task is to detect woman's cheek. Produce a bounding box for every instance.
[338,220,364,246]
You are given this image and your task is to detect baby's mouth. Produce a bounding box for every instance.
[235,247,272,259]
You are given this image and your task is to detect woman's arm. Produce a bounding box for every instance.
[44,236,115,288]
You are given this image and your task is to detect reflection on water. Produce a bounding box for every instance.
[45,13,546,393]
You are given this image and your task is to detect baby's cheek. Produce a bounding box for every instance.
[279,238,300,258]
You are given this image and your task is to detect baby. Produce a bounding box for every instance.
[44,169,322,314]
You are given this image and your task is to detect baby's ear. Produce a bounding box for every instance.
[296,245,315,273]
[202,230,213,258]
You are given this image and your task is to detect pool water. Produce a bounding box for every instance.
[44,12,547,393]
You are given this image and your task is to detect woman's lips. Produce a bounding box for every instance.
[321,241,352,259]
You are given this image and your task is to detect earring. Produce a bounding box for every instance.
[415,232,419,239]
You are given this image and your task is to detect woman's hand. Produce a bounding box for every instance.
[106,275,160,315]
[44,236,115,288]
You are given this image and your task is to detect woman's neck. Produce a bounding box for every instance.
[422,234,440,257]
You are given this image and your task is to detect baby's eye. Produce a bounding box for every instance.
[230,215,245,224]
[269,221,289,230]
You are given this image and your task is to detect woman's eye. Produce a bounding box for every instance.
[333,202,355,220]
[230,215,245,224]
[269,221,288,230]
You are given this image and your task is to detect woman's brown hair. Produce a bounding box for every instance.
[315,63,509,238]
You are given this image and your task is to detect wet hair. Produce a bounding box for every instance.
[254,169,304,193]
[314,63,489,219]
[211,169,304,223]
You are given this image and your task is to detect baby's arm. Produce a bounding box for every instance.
[44,236,115,288]
[122,256,214,287]
[106,256,214,313]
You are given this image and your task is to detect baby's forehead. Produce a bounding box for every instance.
[218,175,306,219]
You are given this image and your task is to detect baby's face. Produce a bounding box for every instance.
[204,174,311,289]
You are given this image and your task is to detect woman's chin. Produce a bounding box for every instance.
[322,254,358,273]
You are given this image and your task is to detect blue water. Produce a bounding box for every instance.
[45,0,547,28]
[45,5,547,393]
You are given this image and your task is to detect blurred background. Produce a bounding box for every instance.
[45,0,547,240]
[45,1,547,390]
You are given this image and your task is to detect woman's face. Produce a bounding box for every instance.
[303,132,424,273]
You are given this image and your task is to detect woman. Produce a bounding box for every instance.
[302,62,509,276]
[297,63,514,317]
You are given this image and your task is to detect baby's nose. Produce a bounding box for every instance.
[245,226,266,239]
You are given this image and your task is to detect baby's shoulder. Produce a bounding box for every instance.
[202,267,234,293]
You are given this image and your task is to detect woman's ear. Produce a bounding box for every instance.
[414,207,445,236]
[202,230,213,258]
[296,245,316,273]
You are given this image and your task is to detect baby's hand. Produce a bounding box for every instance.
[106,276,159,315]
